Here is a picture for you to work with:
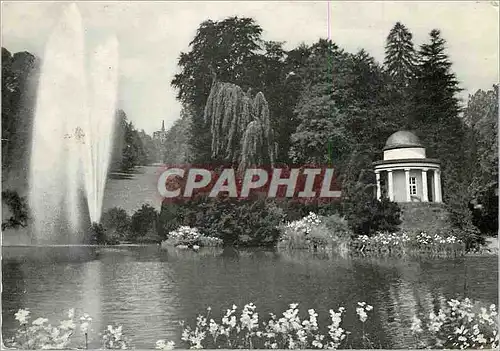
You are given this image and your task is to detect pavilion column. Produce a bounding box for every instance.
[422,168,428,202]
[375,171,381,200]
[434,169,442,203]
[404,168,411,202]
[387,170,394,201]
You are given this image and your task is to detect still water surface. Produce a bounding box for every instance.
[2,246,498,348]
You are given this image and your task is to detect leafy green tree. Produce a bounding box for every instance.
[2,48,39,188]
[289,40,349,166]
[163,106,192,164]
[463,85,498,192]
[463,85,498,235]
[289,40,393,172]
[110,109,148,172]
[171,17,264,163]
[204,77,275,170]
[137,130,157,165]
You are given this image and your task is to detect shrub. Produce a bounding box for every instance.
[277,199,342,222]
[101,207,130,239]
[158,198,199,239]
[446,186,486,251]
[198,235,224,247]
[202,196,286,247]
[130,204,158,240]
[278,213,351,252]
[346,198,401,236]
[278,212,322,250]
[161,195,285,247]
[321,214,352,239]
[88,223,120,245]
[164,226,201,247]
[162,226,225,248]
[2,190,29,230]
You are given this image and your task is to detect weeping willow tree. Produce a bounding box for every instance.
[204,74,276,172]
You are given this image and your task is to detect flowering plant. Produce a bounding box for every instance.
[163,226,222,247]
[351,230,465,257]
[8,308,84,349]
[411,298,498,349]
[284,212,322,235]
[6,309,130,350]
[160,302,358,349]
[101,324,131,349]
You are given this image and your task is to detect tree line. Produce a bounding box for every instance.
[165,18,498,238]
[1,47,160,181]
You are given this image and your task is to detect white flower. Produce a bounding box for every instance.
[356,307,368,323]
[14,309,30,324]
[59,319,76,330]
[67,308,75,319]
[410,316,423,334]
[80,313,92,322]
[32,317,49,326]
[156,340,175,350]
[80,321,90,334]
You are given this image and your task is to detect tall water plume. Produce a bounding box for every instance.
[28,3,118,243]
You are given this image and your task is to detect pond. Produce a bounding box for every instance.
[2,246,498,349]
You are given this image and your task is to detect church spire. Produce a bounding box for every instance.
[161,120,165,132]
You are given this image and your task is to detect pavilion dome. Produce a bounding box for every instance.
[383,131,423,150]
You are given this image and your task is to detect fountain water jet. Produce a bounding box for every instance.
[28,3,119,244]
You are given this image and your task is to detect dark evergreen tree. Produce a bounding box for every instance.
[384,22,417,87]
[412,29,465,198]
[383,22,418,129]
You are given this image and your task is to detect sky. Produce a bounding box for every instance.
[2,1,498,135]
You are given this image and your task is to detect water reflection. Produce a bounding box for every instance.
[2,246,497,348]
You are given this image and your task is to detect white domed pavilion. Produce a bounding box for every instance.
[372,131,442,203]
